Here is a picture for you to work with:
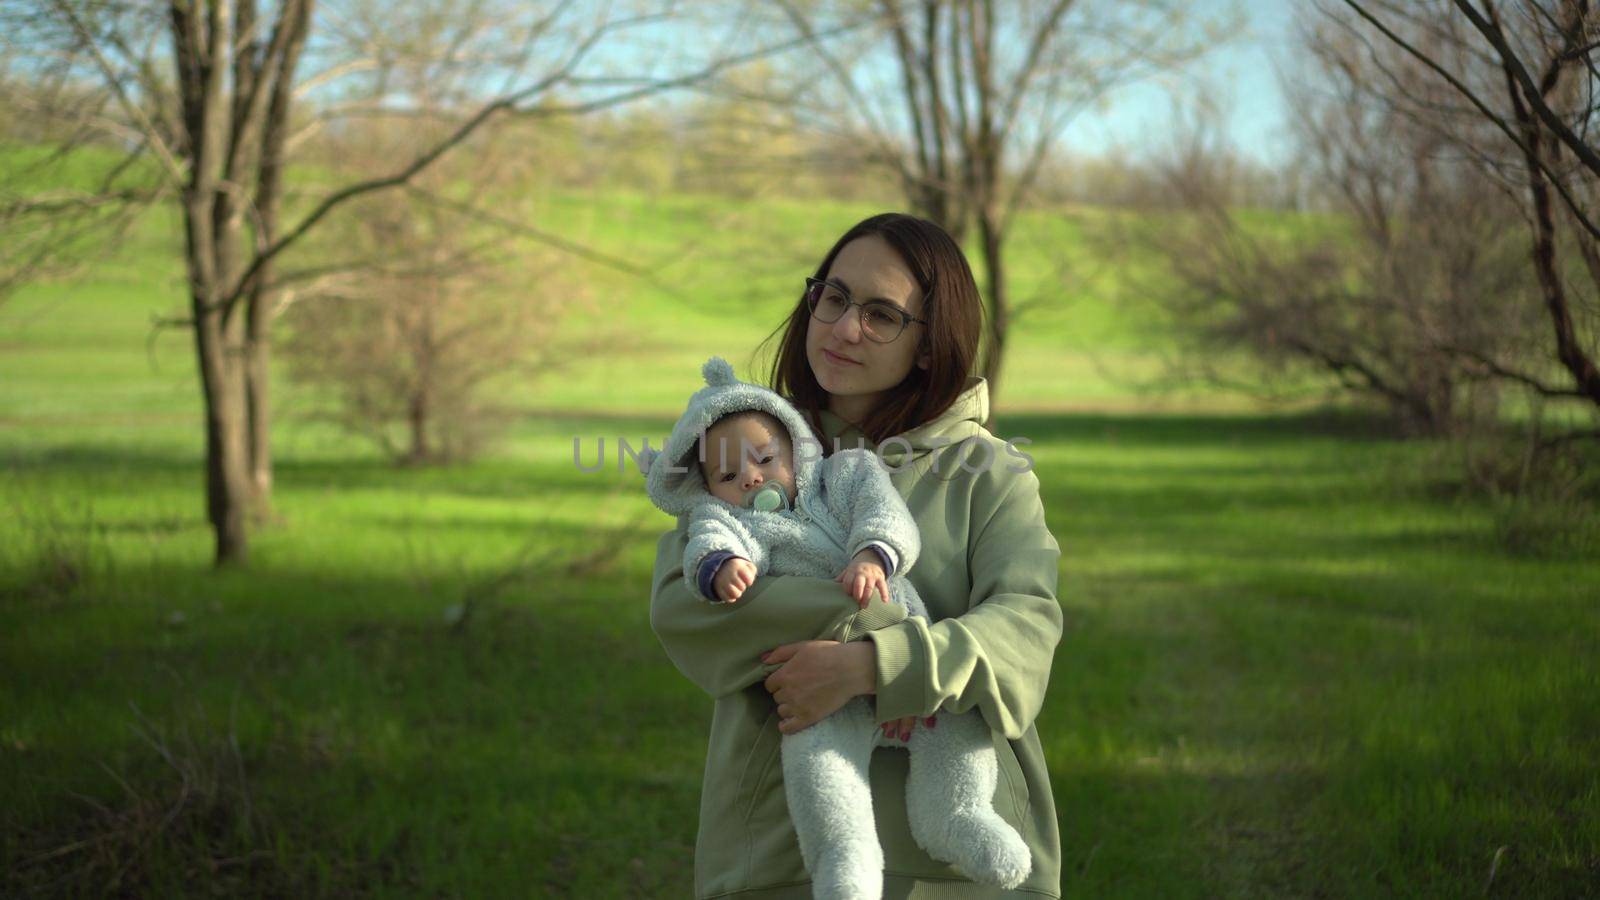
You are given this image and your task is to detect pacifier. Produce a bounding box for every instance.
[743,482,790,512]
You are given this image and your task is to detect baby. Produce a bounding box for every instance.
[642,358,1031,900]
[694,407,898,609]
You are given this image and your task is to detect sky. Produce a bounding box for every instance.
[1055,1,1301,165]
[181,0,1306,172]
[568,0,1308,169]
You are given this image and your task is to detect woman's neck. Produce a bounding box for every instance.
[826,393,880,430]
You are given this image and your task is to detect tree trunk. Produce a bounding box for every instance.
[187,220,252,566]
[244,0,311,510]
[1401,375,1458,437]
[246,305,273,506]
[407,390,430,465]
[977,209,1007,410]
[174,0,251,567]
[188,187,252,564]
[195,314,251,566]
[213,140,259,528]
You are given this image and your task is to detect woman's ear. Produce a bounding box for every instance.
[915,351,931,371]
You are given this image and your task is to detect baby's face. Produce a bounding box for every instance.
[700,413,796,507]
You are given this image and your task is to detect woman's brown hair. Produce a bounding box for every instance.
[761,213,982,446]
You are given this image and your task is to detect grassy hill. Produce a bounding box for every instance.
[2,181,1597,896]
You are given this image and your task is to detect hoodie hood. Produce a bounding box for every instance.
[640,358,824,518]
[817,376,990,472]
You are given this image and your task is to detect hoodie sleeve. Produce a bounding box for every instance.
[864,461,1063,739]
[826,450,921,575]
[650,518,909,699]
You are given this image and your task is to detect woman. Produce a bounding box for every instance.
[650,213,1063,898]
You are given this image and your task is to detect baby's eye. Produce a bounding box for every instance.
[719,473,736,483]
[759,456,774,464]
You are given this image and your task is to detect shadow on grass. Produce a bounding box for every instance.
[1,444,200,474]
[3,561,706,897]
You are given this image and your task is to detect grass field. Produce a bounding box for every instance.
[2,187,1598,897]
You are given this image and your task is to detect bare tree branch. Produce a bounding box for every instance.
[1453,0,1600,177]
[221,15,859,323]
[1450,344,1589,396]
[1499,22,1600,406]
[49,0,187,186]
[1339,0,1600,242]
[402,184,689,297]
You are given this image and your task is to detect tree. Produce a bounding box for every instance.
[280,194,571,465]
[1333,0,1600,425]
[1127,108,1542,434]
[278,84,583,465]
[1,0,823,565]
[0,71,163,297]
[754,0,1220,403]
[1121,2,1600,439]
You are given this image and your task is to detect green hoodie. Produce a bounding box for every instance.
[649,377,1064,898]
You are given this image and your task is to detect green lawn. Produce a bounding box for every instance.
[2,188,1597,896]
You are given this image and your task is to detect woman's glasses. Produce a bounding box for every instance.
[803,277,928,344]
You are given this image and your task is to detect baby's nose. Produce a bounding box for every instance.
[744,470,764,489]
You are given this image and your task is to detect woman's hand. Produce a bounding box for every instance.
[880,715,937,742]
[762,640,876,735]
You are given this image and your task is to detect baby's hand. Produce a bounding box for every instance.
[836,550,890,607]
[714,557,758,603]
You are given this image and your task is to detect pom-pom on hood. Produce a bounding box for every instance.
[640,357,823,517]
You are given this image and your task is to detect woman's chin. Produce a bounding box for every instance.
[819,374,871,402]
